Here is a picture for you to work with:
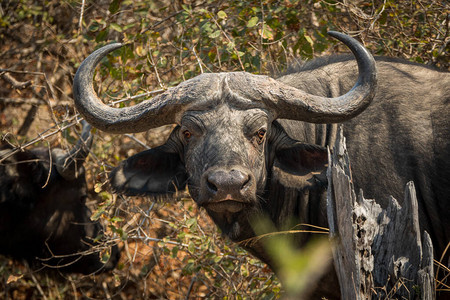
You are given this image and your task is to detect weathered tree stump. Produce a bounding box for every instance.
[326,126,435,299]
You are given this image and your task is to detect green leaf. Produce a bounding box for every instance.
[100,191,112,201]
[90,206,105,221]
[109,0,122,14]
[261,26,274,40]
[101,249,111,263]
[119,229,128,240]
[93,233,104,243]
[181,4,192,13]
[185,217,198,228]
[110,216,124,223]
[304,35,314,47]
[88,22,100,32]
[240,264,249,277]
[172,246,179,258]
[201,21,213,33]
[122,23,136,31]
[226,41,235,52]
[95,29,108,42]
[208,30,221,39]
[217,10,227,19]
[247,16,259,28]
[188,241,195,253]
[110,23,123,33]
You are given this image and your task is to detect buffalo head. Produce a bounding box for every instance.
[73,32,376,242]
[0,121,119,274]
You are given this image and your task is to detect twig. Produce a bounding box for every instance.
[369,0,387,31]
[185,275,197,300]
[1,58,62,136]
[0,97,45,105]
[0,72,32,89]
[102,282,112,300]
[41,141,53,188]
[124,134,150,149]
[147,49,165,89]
[130,230,245,263]
[34,52,61,131]
[142,9,184,34]
[191,46,204,73]
[29,269,49,300]
[209,12,245,70]
[70,279,79,300]
[261,33,293,45]
[78,0,86,34]
[0,117,78,163]
[0,68,44,76]
[435,242,450,288]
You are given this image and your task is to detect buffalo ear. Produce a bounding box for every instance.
[109,146,187,196]
[272,143,328,188]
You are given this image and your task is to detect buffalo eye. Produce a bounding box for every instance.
[256,129,266,144]
[183,130,192,140]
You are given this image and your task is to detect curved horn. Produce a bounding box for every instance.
[73,44,222,133]
[53,120,93,180]
[74,32,376,132]
[226,31,377,123]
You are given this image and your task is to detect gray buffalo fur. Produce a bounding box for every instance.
[278,55,449,256]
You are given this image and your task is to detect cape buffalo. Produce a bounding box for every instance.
[72,32,449,296]
[0,121,119,274]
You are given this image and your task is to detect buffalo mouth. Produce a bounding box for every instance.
[202,199,255,241]
[203,200,248,213]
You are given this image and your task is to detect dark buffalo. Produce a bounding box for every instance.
[72,32,449,296]
[0,121,119,274]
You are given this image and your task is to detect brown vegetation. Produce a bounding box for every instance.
[0,1,447,298]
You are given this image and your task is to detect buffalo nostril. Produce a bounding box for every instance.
[207,178,218,193]
[240,175,251,190]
